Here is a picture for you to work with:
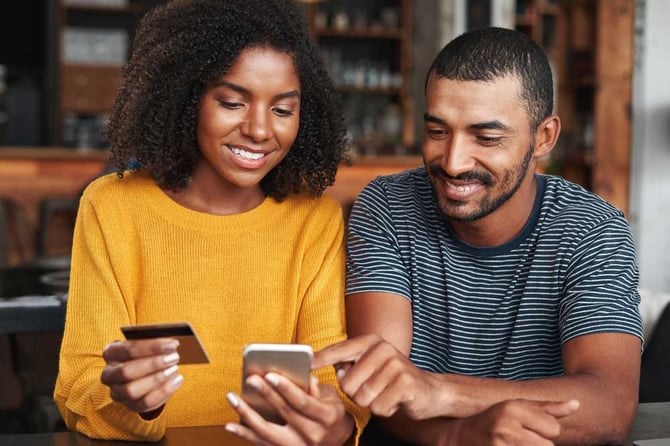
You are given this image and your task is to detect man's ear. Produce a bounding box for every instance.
[533,115,561,159]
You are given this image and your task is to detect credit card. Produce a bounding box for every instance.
[121,321,210,364]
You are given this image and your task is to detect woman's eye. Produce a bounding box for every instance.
[218,101,243,110]
[272,107,295,117]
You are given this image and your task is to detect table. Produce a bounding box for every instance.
[0,402,668,445]
[629,402,670,443]
[0,426,249,446]
[0,266,67,335]
[0,265,68,433]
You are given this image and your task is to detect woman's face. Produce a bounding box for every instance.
[194,47,301,195]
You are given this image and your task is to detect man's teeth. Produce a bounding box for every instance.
[448,183,478,192]
[230,147,264,160]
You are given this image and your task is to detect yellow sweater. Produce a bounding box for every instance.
[54,172,368,441]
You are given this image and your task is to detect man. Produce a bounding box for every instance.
[314,27,642,445]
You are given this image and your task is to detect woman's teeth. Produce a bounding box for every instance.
[230,146,264,160]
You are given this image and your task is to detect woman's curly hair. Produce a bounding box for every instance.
[107,0,349,200]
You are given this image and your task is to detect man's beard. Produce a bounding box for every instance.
[426,143,534,223]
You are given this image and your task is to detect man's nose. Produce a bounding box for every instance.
[441,134,475,178]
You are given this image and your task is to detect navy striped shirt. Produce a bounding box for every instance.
[346,167,643,379]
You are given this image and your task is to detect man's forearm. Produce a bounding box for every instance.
[417,372,637,444]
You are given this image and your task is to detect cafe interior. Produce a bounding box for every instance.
[0,0,669,440]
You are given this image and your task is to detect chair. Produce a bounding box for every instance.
[34,197,78,260]
[32,162,114,265]
[0,200,8,267]
[639,302,670,402]
[0,199,31,267]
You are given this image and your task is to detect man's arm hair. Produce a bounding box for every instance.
[346,292,641,445]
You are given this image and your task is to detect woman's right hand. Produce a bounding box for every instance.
[100,338,183,418]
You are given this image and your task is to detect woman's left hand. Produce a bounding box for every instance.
[225,373,354,446]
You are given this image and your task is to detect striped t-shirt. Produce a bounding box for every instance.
[346,167,643,379]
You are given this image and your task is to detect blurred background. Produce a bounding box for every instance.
[0,0,668,434]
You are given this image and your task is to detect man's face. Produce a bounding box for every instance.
[422,74,536,223]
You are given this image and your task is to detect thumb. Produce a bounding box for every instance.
[309,374,321,398]
[544,399,580,418]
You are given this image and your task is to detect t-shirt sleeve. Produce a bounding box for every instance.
[345,179,412,300]
[558,213,644,344]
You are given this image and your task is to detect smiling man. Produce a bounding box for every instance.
[314,27,643,446]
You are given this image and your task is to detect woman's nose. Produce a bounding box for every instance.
[241,109,272,142]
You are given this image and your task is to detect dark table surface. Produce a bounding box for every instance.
[0,402,668,445]
[0,265,68,334]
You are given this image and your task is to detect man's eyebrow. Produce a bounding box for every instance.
[469,120,510,131]
[423,113,510,131]
[423,112,446,125]
[211,80,300,100]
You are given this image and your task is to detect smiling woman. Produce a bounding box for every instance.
[53,0,368,445]
[181,48,302,215]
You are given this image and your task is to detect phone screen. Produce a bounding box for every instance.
[241,343,313,423]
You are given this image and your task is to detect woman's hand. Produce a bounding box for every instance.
[100,338,184,418]
[225,373,354,446]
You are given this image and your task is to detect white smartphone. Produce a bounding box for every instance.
[120,321,211,364]
[241,343,313,424]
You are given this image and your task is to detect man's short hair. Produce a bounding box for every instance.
[426,27,554,130]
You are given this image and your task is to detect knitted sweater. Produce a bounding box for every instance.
[54,172,367,441]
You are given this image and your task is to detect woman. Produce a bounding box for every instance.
[53,0,367,444]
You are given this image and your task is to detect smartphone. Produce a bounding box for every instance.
[120,321,211,364]
[241,343,313,424]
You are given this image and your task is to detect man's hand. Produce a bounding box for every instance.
[313,334,443,420]
[447,399,580,446]
[225,373,354,446]
[100,338,183,417]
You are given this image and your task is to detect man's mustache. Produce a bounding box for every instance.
[427,160,493,185]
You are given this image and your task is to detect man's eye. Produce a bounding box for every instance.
[425,128,448,139]
[477,136,503,145]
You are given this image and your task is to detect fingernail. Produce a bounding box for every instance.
[103,340,121,352]
[168,374,183,390]
[265,372,280,386]
[336,367,346,380]
[225,423,237,434]
[163,365,178,377]
[163,352,180,364]
[161,340,180,352]
[247,375,263,390]
[226,392,240,408]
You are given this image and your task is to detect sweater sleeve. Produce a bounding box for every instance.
[294,199,370,443]
[53,191,167,441]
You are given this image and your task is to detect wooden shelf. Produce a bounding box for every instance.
[316,28,403,39]
[52,1,149,146]
[60,64,123,114]
[64,4,143,15]
[515,0,634,214]
[308,0,414,155]
[335,85,402,95]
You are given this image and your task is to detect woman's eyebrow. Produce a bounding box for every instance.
[212,80,300,100]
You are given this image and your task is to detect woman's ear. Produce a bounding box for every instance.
[533,115,561,159]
